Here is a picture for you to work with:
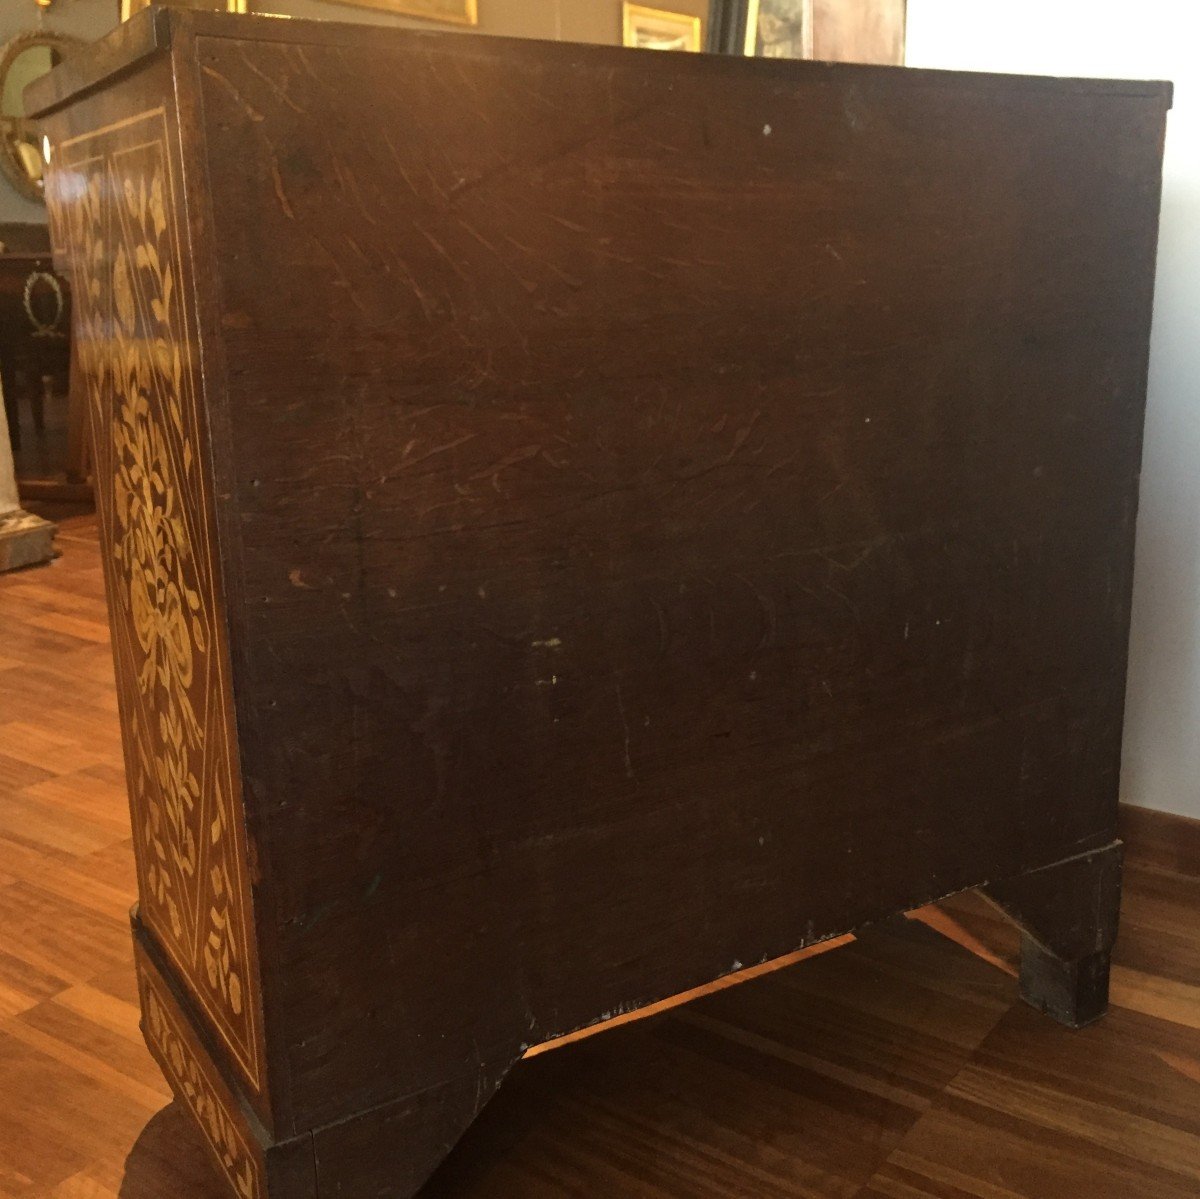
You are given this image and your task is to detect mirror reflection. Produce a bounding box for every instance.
[0,34,77,204]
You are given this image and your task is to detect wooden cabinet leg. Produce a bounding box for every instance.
[136,932,521,1198]
[982,841,1122,1029]
[306,1063,520,1198]
[1014,937,1112,1029]
[32,375,48,434]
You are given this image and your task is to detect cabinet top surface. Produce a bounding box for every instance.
[27,5,1172,121]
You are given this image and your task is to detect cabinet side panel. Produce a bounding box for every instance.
[44,80,268,1109]
[194,29,1167,1131]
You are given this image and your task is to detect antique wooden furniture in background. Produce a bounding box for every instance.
[0,220,55,252]
[31,10,1169,1197]
[0,245,72,458]
[0,30,83,481]
[0,371,55,570]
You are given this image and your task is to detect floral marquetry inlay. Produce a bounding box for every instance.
[141,966,261,1199]
[55,109,265,1093]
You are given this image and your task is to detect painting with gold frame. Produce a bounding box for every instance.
[623,4,703,52]
[317,0,478,24]
[121,0,248,19]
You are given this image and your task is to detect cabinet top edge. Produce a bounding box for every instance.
[27,7,172,119]
[28,4,1173,121]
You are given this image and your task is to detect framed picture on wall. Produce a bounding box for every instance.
[622,4,703,53]
[317,0,478,23]
[745,0,814,59]
[710,0,904,63]
[121,0,248,20]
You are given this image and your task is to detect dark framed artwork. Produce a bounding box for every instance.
[709,0,813,58]
[750,0,814,57]
[709,0,905,65]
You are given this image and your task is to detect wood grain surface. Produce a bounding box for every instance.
[2,516,1200,1198]
[52,100,268,1110]
[28,11,1172,1193]
[192,14,1169,1133]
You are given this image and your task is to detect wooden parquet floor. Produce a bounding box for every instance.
[1,513,1199,1198]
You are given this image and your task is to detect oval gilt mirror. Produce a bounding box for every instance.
[0,32,82,205]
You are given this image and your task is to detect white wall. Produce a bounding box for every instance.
[906,1,1200,818]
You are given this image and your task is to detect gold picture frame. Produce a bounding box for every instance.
[0,32,83,204]
[623,4,703,53]
[318,0,478,24]
[122,0,248,19]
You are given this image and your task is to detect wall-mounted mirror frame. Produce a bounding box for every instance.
[0,32,83,205]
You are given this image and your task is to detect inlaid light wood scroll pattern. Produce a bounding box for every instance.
[55,110,265,1093]
[140,965,261,1199]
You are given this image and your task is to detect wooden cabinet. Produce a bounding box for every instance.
[30,10,1169,1196]
[0,251,71,455]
